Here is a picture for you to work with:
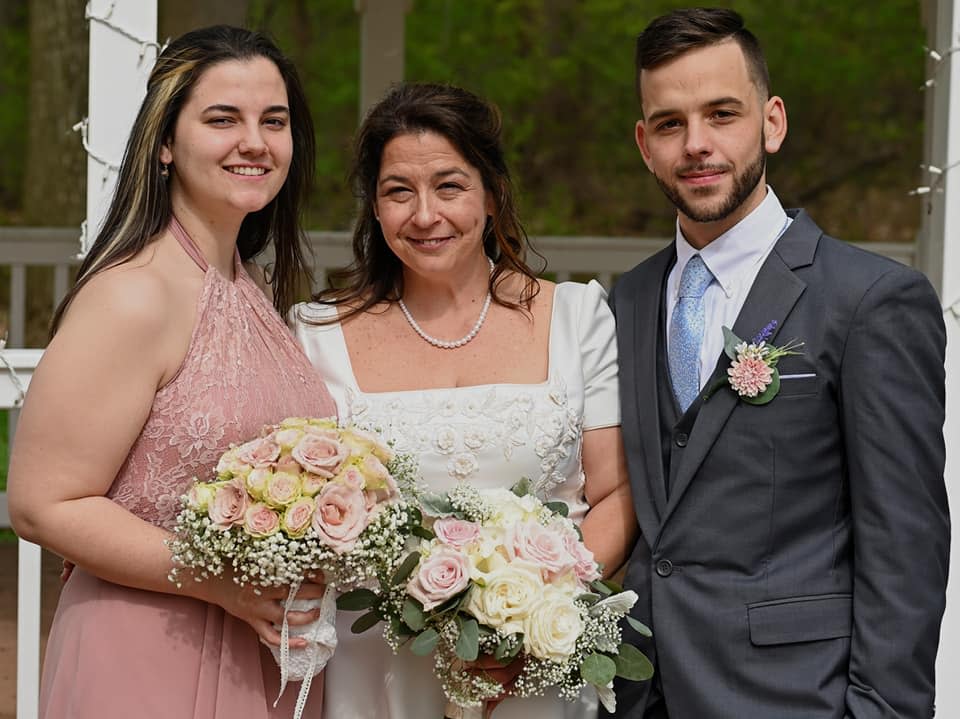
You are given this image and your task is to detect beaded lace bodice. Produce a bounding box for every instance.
[292,281,620,524]
[106,224,336,529]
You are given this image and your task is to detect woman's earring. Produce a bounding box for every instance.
[160,163,170,179]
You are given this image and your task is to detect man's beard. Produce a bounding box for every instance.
[654,141,766,224]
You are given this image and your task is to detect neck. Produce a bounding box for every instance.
[400,256,493,313]
[170,200,243,278]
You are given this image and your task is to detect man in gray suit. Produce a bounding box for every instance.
[607,8,949,718]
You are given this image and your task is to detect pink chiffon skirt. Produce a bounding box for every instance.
[39,568,322,718]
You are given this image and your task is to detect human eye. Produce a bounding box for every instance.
[382,185,412,200]
[264,116,289,129]
[655,118,682,132]
[711,109,738,122]
[207,116,235,127]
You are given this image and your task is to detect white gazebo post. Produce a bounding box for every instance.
[355,0,413,120]
[82,0,158,252]
[921,0,960,716]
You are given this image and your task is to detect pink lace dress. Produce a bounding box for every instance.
[39,223,337,719]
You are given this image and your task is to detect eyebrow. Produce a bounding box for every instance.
[201,104,290,115]
[378,168,471,185]
[645,96,746,124]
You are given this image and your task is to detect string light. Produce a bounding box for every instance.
[85,1,168,63]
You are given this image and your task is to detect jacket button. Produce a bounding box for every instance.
[655,559,673,577]
[675,432,688,447]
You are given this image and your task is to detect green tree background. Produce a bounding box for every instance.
[0,0,927,240]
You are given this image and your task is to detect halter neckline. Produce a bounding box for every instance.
[168,215,241,280]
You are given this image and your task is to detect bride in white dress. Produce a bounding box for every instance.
[292,83,638,719]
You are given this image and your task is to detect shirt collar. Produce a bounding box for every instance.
[673,187,789,298]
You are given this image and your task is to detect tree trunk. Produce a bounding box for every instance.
[159,0,250,41]
[22,0,87,225]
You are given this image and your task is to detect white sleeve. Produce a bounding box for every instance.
[578,280,620,430]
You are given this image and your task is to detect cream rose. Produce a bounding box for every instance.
[292,434,349,477]
[281,497,315,537]
[312,480,369,553]
[263,471,302,508]
[186,482,216,511]
[522,587,584,661]
[407,547,471,611]
[208,478,249,529]
[433,517,482,549]
[341,427,395,463]
[300,472,327,497]
[273,428,305,450]
[245,467,272,499]
[235,436,281,467]
[215,450,252,479]
[465,558,543,632]
[244,502,280,537]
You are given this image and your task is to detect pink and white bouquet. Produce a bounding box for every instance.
[338,479,653,716]
[168,417,419,714]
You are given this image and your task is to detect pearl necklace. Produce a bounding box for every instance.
[398,258,495,350]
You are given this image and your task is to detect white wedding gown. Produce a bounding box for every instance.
[292,280,619,719]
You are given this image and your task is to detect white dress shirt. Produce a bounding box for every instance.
[666,187,792,392]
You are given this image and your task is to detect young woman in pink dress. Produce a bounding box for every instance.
[8,26,334,719]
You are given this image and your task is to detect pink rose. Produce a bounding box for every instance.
[281,497,315,537]
[275,454,302,475]
[359,455,399,499]
[244,502,280,537]
[507,521,577,579]
[407,548,471,611]
[292,435,349,478]
[337,465,366,490]
[563,533,601,584]
[208,478,249,529]
[301,472,328,497]
[235,436,281,467]
[312,481,369,553]
[433,517,482,549]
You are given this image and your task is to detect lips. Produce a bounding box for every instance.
[408,237,452,247]
[678,165,728,184]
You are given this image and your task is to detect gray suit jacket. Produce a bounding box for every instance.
[607,210,949,718]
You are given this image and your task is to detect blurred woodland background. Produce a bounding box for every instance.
[0,0,930,346]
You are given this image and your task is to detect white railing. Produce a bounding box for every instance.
[0,349,42,719]
[0,225,919,718]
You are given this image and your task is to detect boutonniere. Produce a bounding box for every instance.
[706,320,804,405]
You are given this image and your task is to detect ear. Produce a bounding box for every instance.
[634,120,655,173]
[762,96,787,155]
[159,139,173,166]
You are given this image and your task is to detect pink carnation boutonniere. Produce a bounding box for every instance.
[707,320,804,405]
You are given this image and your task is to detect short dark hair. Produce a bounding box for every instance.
[635,8,770,102]
[314,82,541,321]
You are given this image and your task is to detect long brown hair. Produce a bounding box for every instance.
[51,25,316,334]
[315,82,542,322]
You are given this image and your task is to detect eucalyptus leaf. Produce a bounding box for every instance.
[742,369,780,406]
[600,578,624,594]
[510,477,532,497]
[590,579,613,596]
[722,326,743,359]
[455,618,480,661]
[494,634,523,662]
[577,592,601,606]
[410,628,440,656]
[391,551,422,586]
[544,500,569,517]
[614,643,655,681]
[336,587,380,611]
[626,615,653,637]
[350,610,382,634]
[420,492,455,517]
[580,652,617,687]
[402,597,426,632]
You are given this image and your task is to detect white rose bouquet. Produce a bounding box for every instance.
[338,479,653,717]
[167,417,419,717]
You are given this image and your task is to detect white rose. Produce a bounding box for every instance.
[465,558,543,631]
[522,587,584,661]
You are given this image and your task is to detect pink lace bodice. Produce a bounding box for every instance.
[107,222,336,529]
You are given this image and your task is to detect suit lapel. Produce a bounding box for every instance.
[657,212,818,529]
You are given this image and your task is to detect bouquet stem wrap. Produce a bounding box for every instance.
[271,580,338,719]
[444,700,486,719]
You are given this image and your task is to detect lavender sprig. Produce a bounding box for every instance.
[752,320,778,345]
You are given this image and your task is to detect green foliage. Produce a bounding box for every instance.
[0,0,28,212]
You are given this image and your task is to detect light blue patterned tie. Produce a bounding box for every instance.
[669,254,714,413]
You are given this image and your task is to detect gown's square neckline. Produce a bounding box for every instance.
[329,282,566,396]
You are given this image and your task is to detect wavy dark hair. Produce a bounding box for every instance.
[316,82,541,321]
[50,25,315,334]
[635,8,770,104]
